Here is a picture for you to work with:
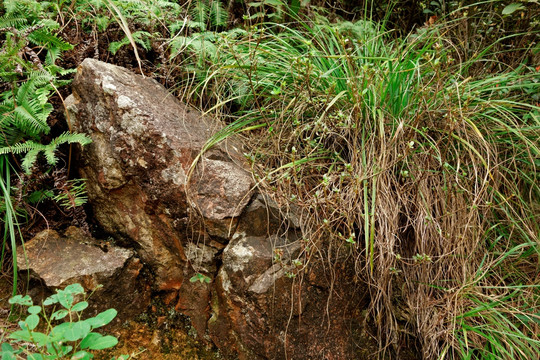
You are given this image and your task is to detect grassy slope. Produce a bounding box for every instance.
[1,1,538,359]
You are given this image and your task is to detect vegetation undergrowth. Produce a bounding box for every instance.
[2,283,124,359]
[174,1,539,359]
[0,0,91,298]
[0,0,538,359]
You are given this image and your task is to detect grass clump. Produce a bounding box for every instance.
[175,6,539,359]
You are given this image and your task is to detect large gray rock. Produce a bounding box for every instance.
[65,58,254,336]
[66,58,253,278]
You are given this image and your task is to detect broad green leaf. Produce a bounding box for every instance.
[63,321,91,341]
[1,343,14,352]
[28,305,41,314]
[57,291,74,309]
[9,295,32,306]
[1,351,16,360]
[84,308,117,328]
[51,321,71,337]
[46,341,67,354]
[27,354,45,360]
[9,330,34,342]
[81,332,119,351]
[80,333,103,349]
[502,3,525,15]
[86,335,118,350]
[71,301,89,312]
[1,343,17,360]
[25,314,40,330]
[51,309,68,320]
[59,345,73,356]
[63,283,85,295]
[30,332,51,346]
[43,294,58,305]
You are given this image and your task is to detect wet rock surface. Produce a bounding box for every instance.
[60,59,377,359]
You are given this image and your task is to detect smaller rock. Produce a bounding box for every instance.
[189,155,254,239]
[18,227,132,288]
[17,227,150,320]
[236,194,300,238]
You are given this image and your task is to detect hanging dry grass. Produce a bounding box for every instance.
[174,7,539,359]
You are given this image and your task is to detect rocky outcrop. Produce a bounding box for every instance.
[17,227,149,320]
[64,59,376,359]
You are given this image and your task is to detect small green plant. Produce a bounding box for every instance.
[53,179,88,209]
[189,272,211,284]
[2,283,126,360]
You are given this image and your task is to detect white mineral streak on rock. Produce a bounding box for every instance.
[248,264,286,294]
[227,238,254,272]
[102,75,117,94]
[219,269,232,292]
[117,94,134,109]
[161,163,187,186]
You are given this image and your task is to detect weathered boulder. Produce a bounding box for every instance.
[65,59,376,359]
[17,227,149,320]
[66,58,254,336]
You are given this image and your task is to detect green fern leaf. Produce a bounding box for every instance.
[210,0,228,27]
[109,31,153,55]
[0,132,91,173]
[28,29,73,52]
[190,0,209,29]
[21,148,42,173]
[0,15,27,28]
[49,132,92,147]
[0,141,40,156]
[42,146,57,166]
[13,100,51,136]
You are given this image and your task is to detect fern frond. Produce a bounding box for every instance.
[0,132,91,173]
[224,28,248,40]
[0,141,43,156]
[41,132,92,171]
[28,29,73,51]
[21,148,42,172]
[3,0,20,14]
[13,100,51,136]
[190,0,209,28]
[48,132,92,147]
[108,31,153,55]
[0,15,28,28]
[17,72,53,101]
[157,0,181,12]
[169,33,218,59]
[43,146,57,165]
[210,0,227,28]
[53,179,88,208]
[45,47,63,65]
[186,21,205,32]
[15,78,36,104]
